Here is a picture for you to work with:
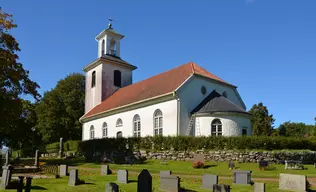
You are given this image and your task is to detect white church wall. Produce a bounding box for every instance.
[85,64,103,113]
[196,115,252,136]
[82,99,178,140]
[177,75,246,135]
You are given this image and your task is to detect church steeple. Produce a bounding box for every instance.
[95,17,124,58]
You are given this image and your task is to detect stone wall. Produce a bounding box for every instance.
[136,150,316,164]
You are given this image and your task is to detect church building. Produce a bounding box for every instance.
[79,21,252,140]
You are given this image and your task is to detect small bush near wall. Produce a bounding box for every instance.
[64,140,80,153]
[45,142,59,153]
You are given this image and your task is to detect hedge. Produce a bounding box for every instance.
[79,136,316,155]
[45,140,80,154]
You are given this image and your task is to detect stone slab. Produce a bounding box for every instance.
[137,169,152,192]
[254,182,265,192]
[279,173,306,192]
[160,175,180,192]
[233,170,251,185]
[68,169,78,186]
[202,174,218,189]
[117,170,128,184]
[160,170,172,177]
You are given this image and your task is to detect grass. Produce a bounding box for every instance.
[2,158,315,191]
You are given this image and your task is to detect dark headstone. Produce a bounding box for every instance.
[60,164,68,176]
[137,169,152,192]
[254,182,265,192]
[106,182,119,192]
[117,170,128,184]
[202,174,218,189]
[25,177,33,192]
[17,176,24,192]
[213,184,230,192]
[228,161,235,169]
[258,160,269,169]
[69,169,78,186]
[160,175,180,192]
[34,150,39,167]
[233,170,252,185]
[160,170,172,177]
[101,165,111,175]
[0,165,13,190]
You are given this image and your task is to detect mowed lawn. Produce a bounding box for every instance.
[45,158,316,178]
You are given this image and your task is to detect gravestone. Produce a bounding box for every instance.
[228,161,235,169]
[160,170,172,177]
[25,177,33,192]
[60,164,68,176]
[233,170,252,185]
[284,160,304,170]
[4,150,9,166]
[34,150,39,167]
[279,173,306,191]
[193,153,205,163]
[117,170,128,184]
[17,176,24,192]
[213,184,230,192]
[314,163,316,169]
[160,175,180,192]
[106,182,119,192]
[258,159,269,170]
[59,137,64,158]
[101,165,111,175]
[0,165,13,190]
[137,169,152,192]
[69,169,78,186]
[254,182,265,192]
[202,174,218,189]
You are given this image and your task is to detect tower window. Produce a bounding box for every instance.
[101,40,105,56]
[109,39,116,56]
[91,71,96,88]
[114,70,121,87]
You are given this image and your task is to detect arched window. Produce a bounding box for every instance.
[102,122,108,138]
[211,119,222,136]
[91,71,96,88]
[114,70,121,87]
[153,109,163,136]
[133,115,141,137]
[101,40,105,56]
[116,131,122,138]
[116,118,123,127]
[90,125,95,139]
[109,39,116,56]
[222,91,227,98]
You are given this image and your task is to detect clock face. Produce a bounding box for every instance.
[201,86,206,95]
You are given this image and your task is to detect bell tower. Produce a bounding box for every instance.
[83,18,137,113]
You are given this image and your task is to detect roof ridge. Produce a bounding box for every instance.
[190,61,195,74]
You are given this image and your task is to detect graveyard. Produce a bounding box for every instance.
[1,153,316,192]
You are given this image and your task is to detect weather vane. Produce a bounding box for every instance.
[108,17,113,29]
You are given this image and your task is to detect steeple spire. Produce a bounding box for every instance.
[108,17,113,29]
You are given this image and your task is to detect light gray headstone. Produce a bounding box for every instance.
[233,170,251,185]
[279,173,306,191]
[202,174,218,189]
[60,164,68,176]
[59,138,64,158]
[101,165,110,175]
[314,163,316,169]
[4,150,9,166]
[254,182,265,192]
[117,170,128,184]
[34,150,39,167]
[68,169,78,186]
[106,182,119,192]
[0,165,13,190]
[160,175,180,192]
[213,184,230,192]
[160,170,172,177]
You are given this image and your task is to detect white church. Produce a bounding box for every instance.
[79,21,252,140]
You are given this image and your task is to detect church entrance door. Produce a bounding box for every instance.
[116,131,122,138]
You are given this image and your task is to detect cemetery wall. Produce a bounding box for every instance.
[137,150,316,164]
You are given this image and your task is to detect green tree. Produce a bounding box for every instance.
[0,8,40,146]
[36,73,85,143]
[248,102,275,136]
[276,121,315,137]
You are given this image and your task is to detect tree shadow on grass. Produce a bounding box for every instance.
[203,165,217,169]
[29,186,48,190]
[128,180,138,183]
[180,188,196,192]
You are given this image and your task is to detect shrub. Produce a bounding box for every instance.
[64,140,80,153]
[45,142,59,153]
[193,161,204,168]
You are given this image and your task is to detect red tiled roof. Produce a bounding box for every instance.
[81,62,233,120]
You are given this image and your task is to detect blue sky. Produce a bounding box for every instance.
[2,0,316,127]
